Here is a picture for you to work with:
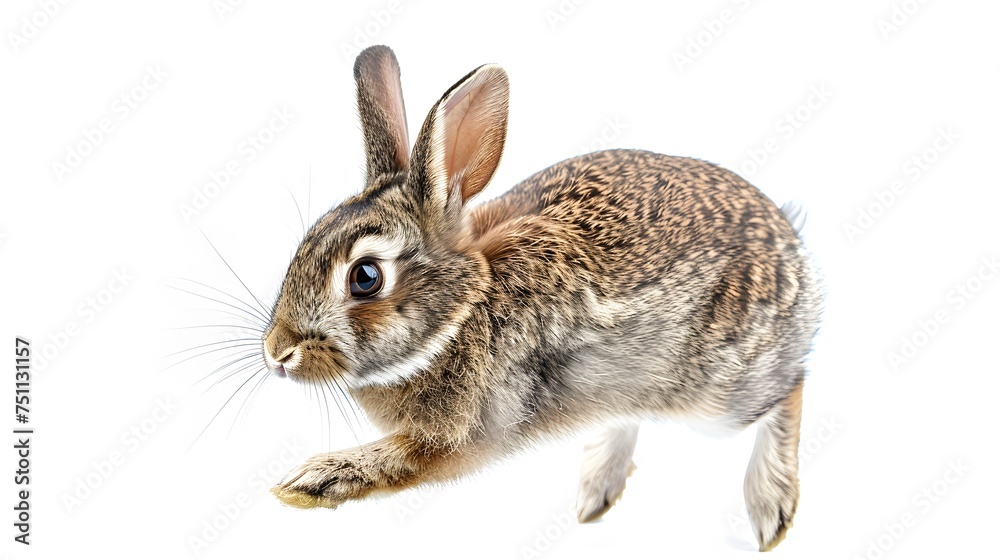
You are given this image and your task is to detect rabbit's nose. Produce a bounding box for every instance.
[263,321,301,378]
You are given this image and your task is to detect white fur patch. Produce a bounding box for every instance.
[349,235,408,263]
[581,288,633,328]
[346,320,461,389]
[329,235,406,301]
[426,108,451,210]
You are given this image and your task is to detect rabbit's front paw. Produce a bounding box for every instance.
[271,454,366,510]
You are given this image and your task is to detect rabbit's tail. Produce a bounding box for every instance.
[780,201,808,234]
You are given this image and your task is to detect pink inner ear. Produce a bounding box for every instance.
[374,56,409,169]
[437,67,509,202]
[442,88,479,191]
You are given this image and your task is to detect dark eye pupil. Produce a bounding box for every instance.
[356,264,378,290]
[350,260,384,297]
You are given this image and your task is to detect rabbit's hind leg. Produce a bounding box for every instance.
[576,423,640,523]
[744,379,803,551]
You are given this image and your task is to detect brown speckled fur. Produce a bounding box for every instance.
[266,46,822,551]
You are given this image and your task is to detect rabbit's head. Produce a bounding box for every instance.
[263,46,509,389]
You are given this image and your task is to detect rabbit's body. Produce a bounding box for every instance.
[265,46,821,552]
[358,149,817,444]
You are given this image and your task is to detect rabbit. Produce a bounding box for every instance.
[264,44,822,552]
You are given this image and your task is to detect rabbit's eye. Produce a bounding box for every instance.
[349,260,384,298]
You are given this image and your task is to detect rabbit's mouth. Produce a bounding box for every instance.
[263,337,354,387]
[263,342,297,379]
[269,362,288,378]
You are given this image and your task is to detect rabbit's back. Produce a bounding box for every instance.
[467,149,821,431]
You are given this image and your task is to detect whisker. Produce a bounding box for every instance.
[318,381,331,450]
[167,285,268,329]
[165,324,265,333]
[161,343,261,373]
[163,338,261,359]
[320,383,332,450]
[241,368,273,423]
[287,186,306,238]
[320,376,348,428]
[200,231,272,319]
[187,366,267,452]
[172,277,273,327]
[200,352,265,390]
[179,309,267,330]
[309,383,325,449]
[327,353,366,428]
[324,376,361,446]
[197,360,261,395]
[229,368,273,438]
[330,374,363,439]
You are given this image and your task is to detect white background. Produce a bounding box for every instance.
[2,1,998,558]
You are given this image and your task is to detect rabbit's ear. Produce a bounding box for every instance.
[355,46,409,184]
[409,64,509,212]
